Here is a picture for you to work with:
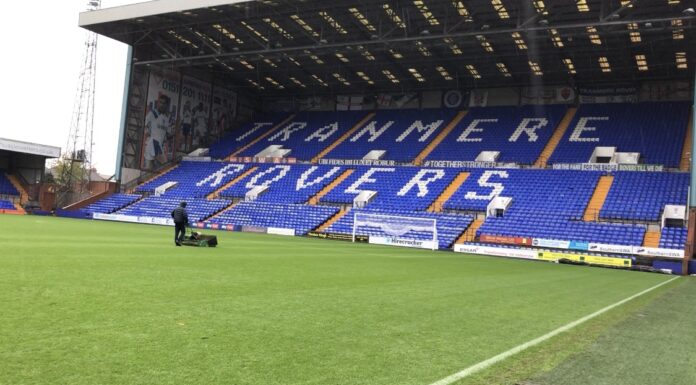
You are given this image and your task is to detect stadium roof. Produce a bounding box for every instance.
[80,0,696,96]
[0,137,61,158]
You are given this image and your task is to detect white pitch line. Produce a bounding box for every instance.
[428,276,680,385]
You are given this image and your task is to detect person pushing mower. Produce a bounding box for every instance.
[171,201,189,246]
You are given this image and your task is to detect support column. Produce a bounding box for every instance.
[685,72,696,275]
[115,46,133,183]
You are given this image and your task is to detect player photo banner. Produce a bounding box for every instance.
[180,76,212,153]
[141,68,181,170]
[212,86,237,140]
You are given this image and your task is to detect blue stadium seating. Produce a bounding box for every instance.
[0,172,20,196]
[549,102,690,167]
[0,199,16,210]
[321,166,458,210]
[207,201,339,235]
[325,109,457,162]
[601,172,689,221]
[426,105,567,164]
[136,161,251,198]
[117,197,231,223]
[660,227,687,250]
[208,114,289,159]
[219,164,345,204]
[325,207,474,249]
[237,111,367,160]
[80,193,141,215]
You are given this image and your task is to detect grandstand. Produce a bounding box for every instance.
[65,0,695,276]
[3,1,696,385]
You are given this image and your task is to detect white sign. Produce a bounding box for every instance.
[0,137,61,158]
[93,213,174,226]
[454,244,538,260]
[532,238,571,249]
[369,236,437,250]
[632,246,684,258]
[267,227,295,236]
[587,243,633,254]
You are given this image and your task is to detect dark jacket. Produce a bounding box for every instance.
[171,206,189,224]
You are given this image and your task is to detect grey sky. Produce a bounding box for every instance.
[1,0,143,176]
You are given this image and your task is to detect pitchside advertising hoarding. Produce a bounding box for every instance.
[454,244,632,268]
[369,236,437,250]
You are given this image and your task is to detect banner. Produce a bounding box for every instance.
[480,234,532,246]
[319,159,397,166]
[307,231,369,242]
[632,246,684,258]
[532,238,570,249]
[423,160,497,168]
[369,236,436,250]
[267,227,295,236]
[211,85,237,139]
[578,86,637,104]
[179,76,212,152]
[442,90,465,108]
[454,244,538,260]
[142,68,180,170]
[469,90,488,107]
[552,163,664,172]
[93,213,174,226]
[537,251,632,268]
[587,243,633,254]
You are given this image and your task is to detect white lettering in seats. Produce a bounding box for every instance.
[305,122,339,142]
[236,122,273,142]
[345,168,396,194]
[267,122,307,141]
[569,117,607,142]
[508,118,548,142]
[464,170,508,200]
[397,169,446,197]
[396,120,444,142]
[245,165,291,188]
[296,166,341,190]
[457,119,498,142]
[350,120,394,142]
[196,164,245,187]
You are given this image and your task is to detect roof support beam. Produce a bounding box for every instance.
[135,14,696,67]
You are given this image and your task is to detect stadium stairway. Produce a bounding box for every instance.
[454,218,483,245]
[583,175,614,221]
[680,108,692,171]
[226,114,296,159]
[315,207,350,232]
[643,229,661,247]
[200,200,238,222]
[308,169,354,205]
[206,166,259,199]
[6,174,29,206]
[311,113,375,163]
[413,111,468,166]
[534,107,577,168]
[427,171,470,212]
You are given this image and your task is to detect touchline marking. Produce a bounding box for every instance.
[427,276,680,385]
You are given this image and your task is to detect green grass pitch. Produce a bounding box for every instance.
[1,215,694,385]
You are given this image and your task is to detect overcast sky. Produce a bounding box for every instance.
[1,0,144,176]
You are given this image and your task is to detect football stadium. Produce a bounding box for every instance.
[2,0,696,384]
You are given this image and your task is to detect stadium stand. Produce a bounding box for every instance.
[0,199,16,210]
[660,227,688,250]
[79,193,142,215]
[208,114,289,159]
[117,197,231,223]
[600,172,689,221]
[325,108,457,162]
[0,172,20,196]
[136,161,251,198]
[548,102,691,167]
[219,164,345,203]
[236,111,367,161]
[208,201,339,235]
[426,105,568,164]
